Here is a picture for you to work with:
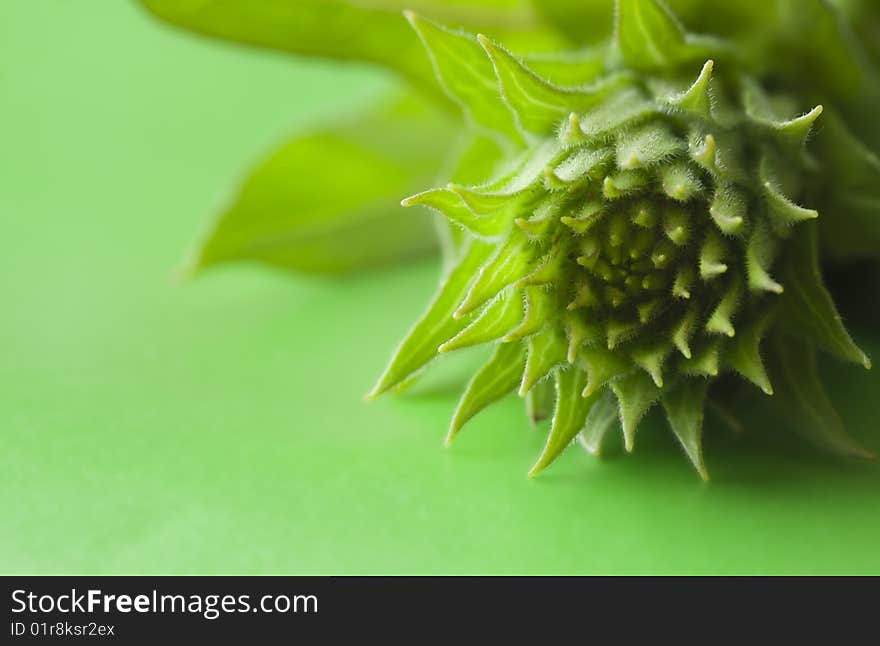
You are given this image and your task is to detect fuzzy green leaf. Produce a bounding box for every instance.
[727,311,774,395]
[184,97,452,275]
[765,334,875,459]
[479,34,633,136]
[403,186,522,238]
[440,289,523,352]
[780,223,871,369]
[610,370,661,451]
[447,341,526,443]
[520,325,567,395]
[406,13,522,142]
[615,0,721,71]
[368,239,494,397]
[139,0,547,102]
[455,229,537,316]
[661,378,710,480]
[530,368,596,475]
[530,1,614,44]
[436,134,509,261]
[580,346,631,397]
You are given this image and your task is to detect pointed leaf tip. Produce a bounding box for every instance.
[670,59,714,116]
[611,371,661,452]
[480,33,633,136]
[370,240,493,397]
[406,13,521,142]
[530,369,596,476]
[662,378,710,479]
[446,341,525,445]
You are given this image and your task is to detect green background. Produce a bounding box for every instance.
[2,2,879,575]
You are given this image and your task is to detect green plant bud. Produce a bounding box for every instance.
[370,1,874,479]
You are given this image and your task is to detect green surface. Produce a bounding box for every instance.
[2,2,879,575]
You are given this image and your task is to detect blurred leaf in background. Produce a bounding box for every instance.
[140,0,565,101]
[184,96,456,275]
[140,0,569,276]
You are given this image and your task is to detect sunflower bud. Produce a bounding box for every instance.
[370,1,873,478]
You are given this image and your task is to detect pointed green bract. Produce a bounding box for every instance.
[521,325,567,395]
[447,341,527,444]
[705,276,742,338]
[529,368,596,475]
[581,346,631,397]
[440,288,523,352]
[661,378,710,480]
[615,0,720,71]
[505,286,554,340]
[746,219,784,294]
[611,371,661,452]
[406,13,522,143]
[368,239,493,397]
[699,231,728,280]
[669,60,714,117]
[456,229,536,316]
[727,312,775,395]
[479,34,631,136]
[403,187,518,238]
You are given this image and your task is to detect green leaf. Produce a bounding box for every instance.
[139,0,546,102]
[478,34,633,136]
[580,345,632,397]
[455,229,537,316]
[520,324,567,395]
[439,288,524,353]
[368,239,494,398]
[661,378,710,480]
[406,13,523,142]
[436,134,509,262]
[610,370,661,452]
[524,48,607,86]
[765,334,875,459]
[727,311,775,395]
[529,368,596,476]
[447,340,526,443]
[780,223,872,369]
[403,187,521,238]
[529,0,614,45]
[185,96,453,275]
[615,0,721,71]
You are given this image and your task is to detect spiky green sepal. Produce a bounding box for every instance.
[371,1,873,478]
